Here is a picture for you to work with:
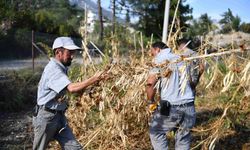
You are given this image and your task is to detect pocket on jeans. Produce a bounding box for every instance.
[33,116,43,133]
[185,106,196,128]
[32,116,37,127]
[39,109,56,121]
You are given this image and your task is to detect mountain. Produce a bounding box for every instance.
[69,0,126,24]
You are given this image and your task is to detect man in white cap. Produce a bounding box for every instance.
[33,37,105,150]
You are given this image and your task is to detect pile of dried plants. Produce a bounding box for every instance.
[62,38,250,150]
[49,10,250,149]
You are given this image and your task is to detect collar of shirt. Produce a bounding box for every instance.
[50,58,68,74]
[180,48,196,56]
[153,48,178,65]
[156,48,171,57]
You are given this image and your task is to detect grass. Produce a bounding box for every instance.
[0,68,42,112]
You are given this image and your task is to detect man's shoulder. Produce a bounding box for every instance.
[155,48,179,64]
[44,60,62,74]
[45,60,56,69]
[184,48,197,56]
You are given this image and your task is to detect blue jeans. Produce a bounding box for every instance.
[149,102,196,150]
[32,108,83,150]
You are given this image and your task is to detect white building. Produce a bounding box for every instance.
[70,0,126,33]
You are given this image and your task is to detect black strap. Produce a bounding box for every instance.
[38,105,65,114]
[159,77,162,97]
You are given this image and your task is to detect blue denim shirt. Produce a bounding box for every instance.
[149,48,194,105]
[37,58,71,110]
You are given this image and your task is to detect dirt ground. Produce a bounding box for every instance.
[1,106,250,150]
[0,110,33,150]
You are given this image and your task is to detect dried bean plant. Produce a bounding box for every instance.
[48,11,250,149]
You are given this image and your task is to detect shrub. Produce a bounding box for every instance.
[0,68,42,112]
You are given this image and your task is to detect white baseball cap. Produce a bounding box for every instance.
[52,37,81,50]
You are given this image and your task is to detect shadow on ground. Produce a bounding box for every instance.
[192,107,250,150]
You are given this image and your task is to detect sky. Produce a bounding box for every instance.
[100,0,250,23]
[186,0,250,23]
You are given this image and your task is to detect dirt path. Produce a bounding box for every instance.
[0,111,33,150]
[0,106,249,150]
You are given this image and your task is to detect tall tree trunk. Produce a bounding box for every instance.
[97,0,104,41]
[112,0,116,34]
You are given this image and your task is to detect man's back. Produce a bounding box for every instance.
[151,48,195,105]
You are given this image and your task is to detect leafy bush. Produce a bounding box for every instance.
[240,23,250,33]
[0,69,42,112]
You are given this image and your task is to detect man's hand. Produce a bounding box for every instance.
[93,71,108,82]
[147,99,158,113]
[198,61,205,75]
[146,74,158,101]
[148,103,158,113]
[67,70,109,93]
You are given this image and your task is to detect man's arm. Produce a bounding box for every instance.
[67,71,104,93]
[146,74,158,103]
[190,60,205,90]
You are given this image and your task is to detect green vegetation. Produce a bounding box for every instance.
[219,8,241,33]
[121,0,192,38]
[0,68,42,112]
[240,22,250,33]
[185,13,214,38]
[0,0,83,59]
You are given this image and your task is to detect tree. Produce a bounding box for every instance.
[219,9,234,25]
[112,0,116,34]
[240,22,250,33]
[219,9,241,33]
[122,0,192,39]
[185,13,214,39]
[125,9,130,26]
[0,0,83,59]
[219,8,234,33]
[0,0,34,31]
[197,13,213,35]
[231,15,241,32]
[0,0,81,36]
[97,0,104,41]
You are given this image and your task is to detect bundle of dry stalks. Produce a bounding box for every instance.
[187,38,250,149]
[66,60,152,150]
[63,36,250,150]
[64,47,249,150]
[57,12,250,149]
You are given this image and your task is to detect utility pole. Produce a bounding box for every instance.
[162,0,170,43]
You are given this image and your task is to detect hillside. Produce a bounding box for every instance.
[210,32,250,47]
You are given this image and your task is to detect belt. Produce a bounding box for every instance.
[171,101,194,107]
[44,107,65,114]
[38,105,65,114]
